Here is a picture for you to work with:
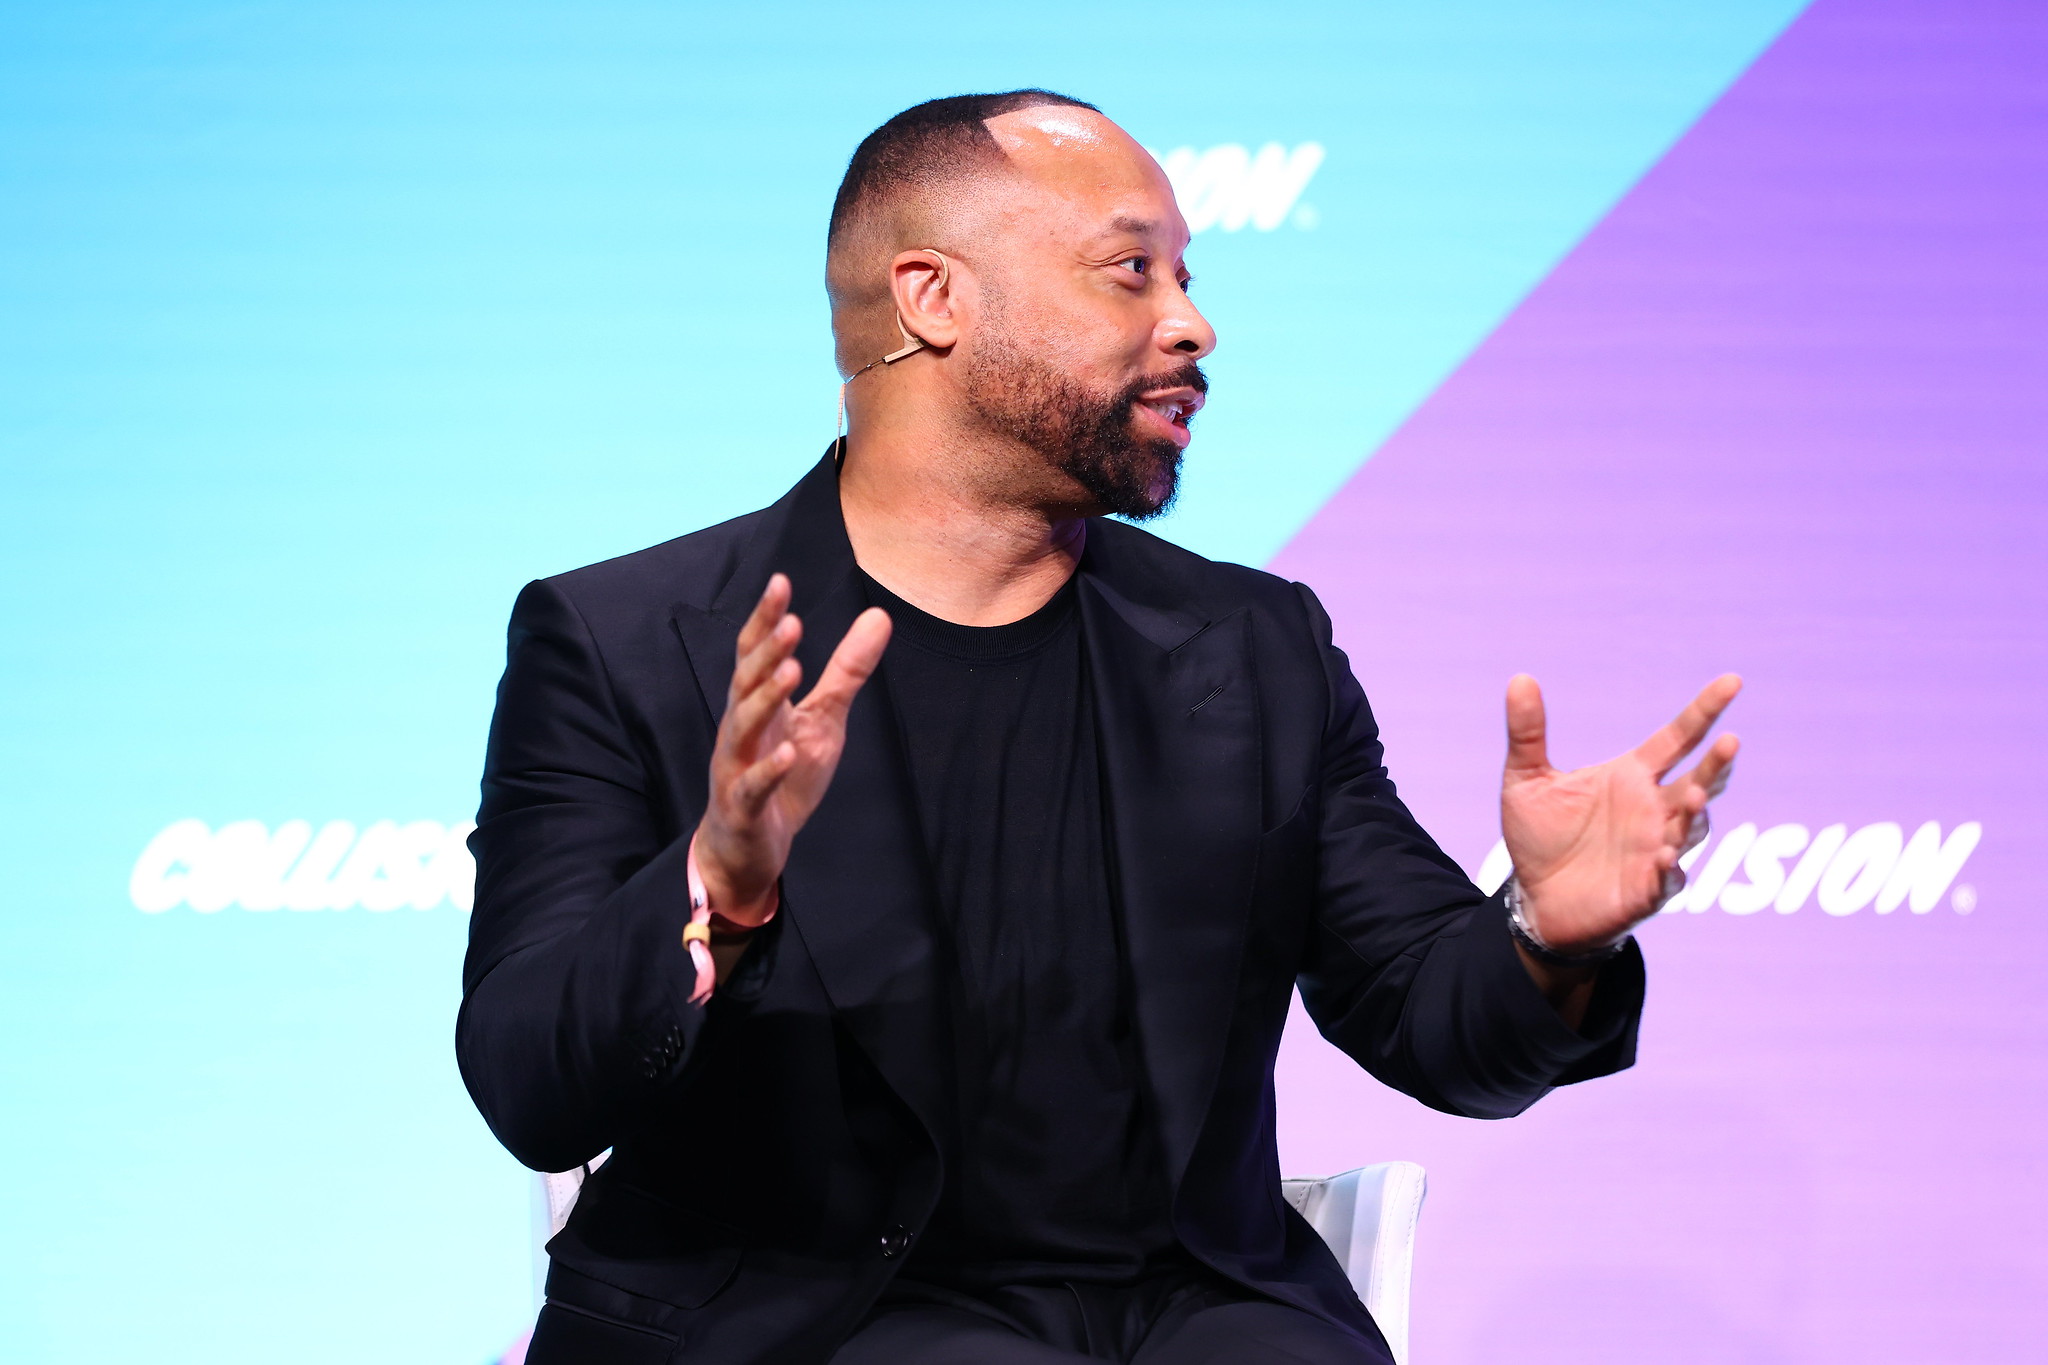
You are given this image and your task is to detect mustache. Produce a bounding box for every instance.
[1118,362,1209,405]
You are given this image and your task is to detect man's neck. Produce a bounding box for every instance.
[838,425,1086,628]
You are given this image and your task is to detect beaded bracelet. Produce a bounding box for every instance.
[683,834,778,1005]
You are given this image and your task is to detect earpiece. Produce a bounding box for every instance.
[837,250,952,452]
[881,314,927,364]
[881,251,949,363]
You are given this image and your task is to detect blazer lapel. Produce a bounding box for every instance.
[670,452,948,1145]
[670,456,1262,1177]
[1079,565,1261,1190]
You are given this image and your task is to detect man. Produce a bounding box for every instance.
[459,90,1739,1364]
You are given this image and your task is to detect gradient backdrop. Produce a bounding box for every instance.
[3,2,2042,1362]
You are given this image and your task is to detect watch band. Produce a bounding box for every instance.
[1504,876,1628,967]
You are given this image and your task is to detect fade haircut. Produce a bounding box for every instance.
[826,90,1099,373]
[828,89,1099,251]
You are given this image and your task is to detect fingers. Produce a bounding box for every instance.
[1658,858,1687,909]
[730,576,802,706]
[800,607,894,720]
[717,575,803,780]
[730,741,797,816]
[1503,674,1550,778]
[1634,673,1742,777]
[1677,730,1741,801]
[724,654,802,762]
[735,573,791,659]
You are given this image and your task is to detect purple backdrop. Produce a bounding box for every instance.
[1269,1,2048,1361]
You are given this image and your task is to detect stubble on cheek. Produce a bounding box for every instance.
[962,318,1187,520]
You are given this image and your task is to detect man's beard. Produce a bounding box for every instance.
[963,324,1207,521]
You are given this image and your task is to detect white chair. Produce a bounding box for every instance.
[1282,1161,1427,1365]
[533,1152,609,1307]
[533,1157,1426,1363]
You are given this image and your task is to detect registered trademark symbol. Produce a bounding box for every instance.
[1952,884,1977,913]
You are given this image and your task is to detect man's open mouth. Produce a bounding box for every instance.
[1136,388,1205,428]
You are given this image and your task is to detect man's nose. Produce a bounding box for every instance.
[1158,290,1217,361]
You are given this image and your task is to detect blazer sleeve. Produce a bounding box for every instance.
[1290,582,1645,1119]
[455,577,710,1172]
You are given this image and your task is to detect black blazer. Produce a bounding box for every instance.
[458,451,1643,1364]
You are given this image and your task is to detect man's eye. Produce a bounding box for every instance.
[1123,256,1149,276]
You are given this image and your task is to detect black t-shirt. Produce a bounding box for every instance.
[861,570,1177,1288]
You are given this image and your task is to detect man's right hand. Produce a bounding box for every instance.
[693,573,892,925]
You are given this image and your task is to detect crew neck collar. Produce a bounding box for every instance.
[858,569,1079,662]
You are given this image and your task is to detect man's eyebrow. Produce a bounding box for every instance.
[1104,214,1158,236]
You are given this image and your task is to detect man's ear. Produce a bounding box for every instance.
[887,249,960,354]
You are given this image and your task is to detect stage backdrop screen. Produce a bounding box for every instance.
[2,2,2040,1362]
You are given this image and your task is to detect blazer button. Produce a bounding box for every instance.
[879,1226,913,1258]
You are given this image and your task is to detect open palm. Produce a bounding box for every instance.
[696,573,892,923]
[1502,673,1741,953]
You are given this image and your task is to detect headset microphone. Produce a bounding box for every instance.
[836,252,949,458]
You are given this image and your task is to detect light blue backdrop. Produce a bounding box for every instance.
[0,4,1803,1360]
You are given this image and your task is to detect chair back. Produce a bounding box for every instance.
[1282,1160,1427,1364]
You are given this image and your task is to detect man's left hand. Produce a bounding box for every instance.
[1502,672,1743,959]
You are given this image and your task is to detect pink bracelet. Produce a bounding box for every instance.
[682,834,778,1005]
[683,840,717,1005]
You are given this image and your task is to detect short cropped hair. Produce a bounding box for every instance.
[827,89,1099,249]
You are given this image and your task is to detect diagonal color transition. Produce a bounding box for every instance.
[1272,1,2048,1362]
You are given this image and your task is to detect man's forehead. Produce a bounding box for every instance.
[982,106,1184,246]
[986,104,1127,153]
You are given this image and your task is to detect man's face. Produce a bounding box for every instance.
[957,109,1215,519]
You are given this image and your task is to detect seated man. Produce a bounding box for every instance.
[458,89,1739,1365]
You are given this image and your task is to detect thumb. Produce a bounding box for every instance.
[800,607,893,720]
[1504,673,1550,779]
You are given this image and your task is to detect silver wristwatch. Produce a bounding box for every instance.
[1504,876,1628,967]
